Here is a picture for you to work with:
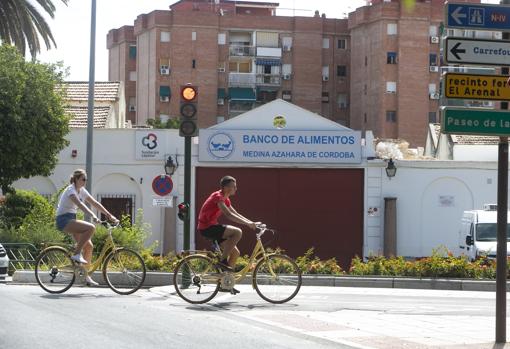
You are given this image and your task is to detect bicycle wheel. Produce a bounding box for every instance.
[173,254,220,304]
[253,254,302,304]
[103,248,146,295]
[35,246,76,294]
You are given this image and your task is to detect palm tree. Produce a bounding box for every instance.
[0,0,69,58]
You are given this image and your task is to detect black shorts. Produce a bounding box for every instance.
[199,225,227,244]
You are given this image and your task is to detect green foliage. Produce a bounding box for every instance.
[147,117,180,129]
[349,246,499,279]
[0,44,69,193]
[295,248,344,275]
[0,189,68,246]
[92,210,150,253]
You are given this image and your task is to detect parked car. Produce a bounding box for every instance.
[0,244,9,278]
[458,204,510,261]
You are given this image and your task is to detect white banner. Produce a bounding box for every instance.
[199,129,362,164]
[135,130,168,160]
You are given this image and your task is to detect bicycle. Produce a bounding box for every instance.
[35,221,146,295]
[173,224,302,304]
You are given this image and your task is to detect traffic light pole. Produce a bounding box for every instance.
[183,135,192,251]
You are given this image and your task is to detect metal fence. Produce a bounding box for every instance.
[3,243,38,271]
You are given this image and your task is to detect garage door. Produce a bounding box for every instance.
[195,167,364,269]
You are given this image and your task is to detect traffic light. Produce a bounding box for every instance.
[179,84,198,137]
[177,202,189,221]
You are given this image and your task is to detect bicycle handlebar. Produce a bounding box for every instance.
[99,220,120,228]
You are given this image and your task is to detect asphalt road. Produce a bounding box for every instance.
[1,283,509,349]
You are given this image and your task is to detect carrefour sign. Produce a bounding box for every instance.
[199,129,362,163]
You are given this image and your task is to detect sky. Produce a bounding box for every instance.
[37,0,499,81]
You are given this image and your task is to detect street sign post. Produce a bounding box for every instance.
[446,3,510,31]
[442,108,510,136]
[444,73,510,101]
[445,37,510,65]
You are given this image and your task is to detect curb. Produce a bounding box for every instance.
[10,271,510,291]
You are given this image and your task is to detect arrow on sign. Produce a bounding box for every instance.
[451,6,467,25]
[450,42,466,60]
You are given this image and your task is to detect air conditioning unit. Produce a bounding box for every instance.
[160,96,170,102]
[282,74,291,80]
[322,76,329,82]
[217,98,224,105]
[160,66,170,75]
[429,92,440,100]
[218,67,225,72]
[430,36,439,44]
[429,66,439,73]
[283,45,291,52]
[128,105,136,112]
[484,203,498,211]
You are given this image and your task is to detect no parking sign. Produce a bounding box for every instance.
[152,175,173,196]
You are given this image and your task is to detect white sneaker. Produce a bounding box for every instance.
[71,253,87,264]
[85,275,99,287]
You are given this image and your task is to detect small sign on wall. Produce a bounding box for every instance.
[439,195,455,207]
[153,197,173,207]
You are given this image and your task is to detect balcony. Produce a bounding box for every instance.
[229,45,255,57]
[228,73,256,87]
[256,74,281,86]
[229,101,255,117]
[256,47,282,58]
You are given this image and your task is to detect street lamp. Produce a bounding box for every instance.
[164,155,178,175]
[385,158,397,178]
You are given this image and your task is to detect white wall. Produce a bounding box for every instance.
[378,160,499,257]
[12,129,185,254]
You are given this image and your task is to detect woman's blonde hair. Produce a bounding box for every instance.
[70,169,87,184]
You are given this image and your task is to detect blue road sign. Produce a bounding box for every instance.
[446,3,510,31]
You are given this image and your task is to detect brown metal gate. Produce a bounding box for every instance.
[195,167,364,269]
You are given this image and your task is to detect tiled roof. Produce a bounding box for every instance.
[450,134,500,145]
[64,81,120,102]
[65,106,110,128]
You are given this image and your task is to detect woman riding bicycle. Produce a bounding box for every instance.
[55,169,118,286]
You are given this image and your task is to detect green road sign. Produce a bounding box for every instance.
[442,107,510,136]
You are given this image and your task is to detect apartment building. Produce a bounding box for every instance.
[107,0,350,129]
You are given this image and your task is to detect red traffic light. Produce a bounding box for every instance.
[178,202,189,221]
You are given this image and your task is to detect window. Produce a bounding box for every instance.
[128,97,136,111]
[129,71,136,81]
[365,56,368,66]
[98,194,135,224]
[257,90,277,103]
[322,38,330,49]
[322,92,329,103]
[337,39,346,49]
[282,90,292,101]
[337,94,347,109]
[386,111,397,122]
[429,111,437,123]
[322,66,329,79]
[129,45,136,59]
[159,86,170,102]
[192,31,197,41]
[387,23,398,35]
[386,81,397,93]
[282,36,293,50]
[337,65,347,77]
[218,33,226,45]
[192,59,196,69]
[387,52,397,64]
[282,64,292,75]
[428,83,437,94]
[160,31,171,42]
[364,84,367,95]
[364,113,367,123]
[429,53,437,66]
[429,25,438,37]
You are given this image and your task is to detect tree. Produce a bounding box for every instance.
[0,0,68,58]
[0,44,70,194]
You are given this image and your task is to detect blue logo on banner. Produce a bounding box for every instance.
[208,132,235,159]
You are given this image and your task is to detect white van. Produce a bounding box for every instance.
[459,204,510,261]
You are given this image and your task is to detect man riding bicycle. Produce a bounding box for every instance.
[197,176,258,276]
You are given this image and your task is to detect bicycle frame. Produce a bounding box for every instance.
[83,229,117,275]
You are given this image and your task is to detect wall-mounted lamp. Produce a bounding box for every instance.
[71,149,77,158]
[165,155,178,176]
[385,158,397,178]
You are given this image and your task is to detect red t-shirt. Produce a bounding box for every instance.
[197,190,231,230]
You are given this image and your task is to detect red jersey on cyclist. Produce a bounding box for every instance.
[198,176,258,272]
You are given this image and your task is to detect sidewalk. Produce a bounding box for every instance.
[11,270,510,291]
